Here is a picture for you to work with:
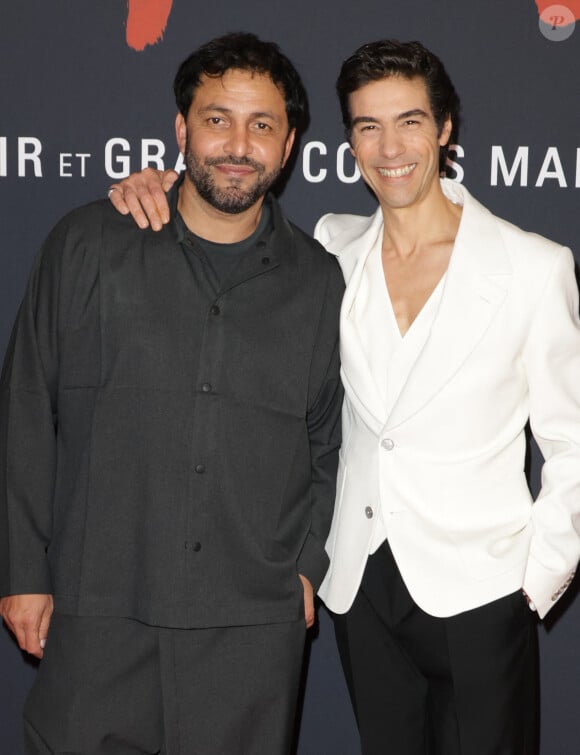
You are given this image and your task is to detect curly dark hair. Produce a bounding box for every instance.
[173,32,308,133]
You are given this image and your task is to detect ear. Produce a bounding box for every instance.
[175,112,187,155]
[281,128,296,167]
[439,116,453,147]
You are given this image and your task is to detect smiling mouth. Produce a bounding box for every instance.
[377,163,417,178]
[216,164,254,174]
[207,155,262,173]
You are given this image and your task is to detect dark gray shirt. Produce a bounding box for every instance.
[0,183,344,628]
[179,201,272,289]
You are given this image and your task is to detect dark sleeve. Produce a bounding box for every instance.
[297,258,344,591]
[0,222,66,596]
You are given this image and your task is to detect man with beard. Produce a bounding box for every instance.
[0,33,343,754]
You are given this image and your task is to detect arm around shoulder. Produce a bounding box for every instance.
[109,167,178,230]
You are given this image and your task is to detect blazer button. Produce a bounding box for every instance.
[195,464,205,474]
[365,506,374,519]
[381,438,395,451]
[210,304,220,316]
[192,542,202,552]
[201,383,212,393]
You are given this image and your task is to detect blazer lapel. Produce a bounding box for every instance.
[331,209,388,430]
[385,183,513,430]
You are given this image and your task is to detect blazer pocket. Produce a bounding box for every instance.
[445,476,533,580]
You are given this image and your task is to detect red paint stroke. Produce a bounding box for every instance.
[535,1,580,22]
[126,0,173,51]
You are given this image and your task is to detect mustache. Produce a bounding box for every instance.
[204,155,264,172]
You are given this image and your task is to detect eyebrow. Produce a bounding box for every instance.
[198,105,280,121]
[398,108,430,120]
[351,116,380,128]
[351,108,431,127]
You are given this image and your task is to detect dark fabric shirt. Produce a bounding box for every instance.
[0,184,344,628]
[179,200,272,288]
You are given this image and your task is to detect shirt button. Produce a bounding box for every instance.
[201,383,212,393]
[365,506,374,519]
[210,304,220,316]
[381,438,395,451]
[192,542,202,552]
[194,464,205,474]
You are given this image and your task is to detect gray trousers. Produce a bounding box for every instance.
[24,613,306,755]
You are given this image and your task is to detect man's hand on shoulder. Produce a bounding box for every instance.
[109,167,178,231]
[299,574,315,629]
[0,593,54,659]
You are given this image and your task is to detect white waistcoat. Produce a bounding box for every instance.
[357,238,445,553]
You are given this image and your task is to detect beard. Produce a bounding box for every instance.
[184,139,283,214]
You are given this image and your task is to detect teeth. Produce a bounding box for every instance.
[378,163,416,178]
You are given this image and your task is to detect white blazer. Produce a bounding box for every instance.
[315,179,580,619]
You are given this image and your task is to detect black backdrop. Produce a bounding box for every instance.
[1,2,579,752]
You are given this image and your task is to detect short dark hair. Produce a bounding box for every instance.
[336,40,460,166]
[173,32,308,132]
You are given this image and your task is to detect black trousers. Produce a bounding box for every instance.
[24,614,305,755]
[334,541,539,755]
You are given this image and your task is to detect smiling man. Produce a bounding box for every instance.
[315,40,580,755]
[0,33,343,754]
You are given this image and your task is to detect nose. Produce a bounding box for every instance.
[224,123,252,157]
[379,124,405,159]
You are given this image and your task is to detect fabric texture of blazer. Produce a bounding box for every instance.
[315,178,580,619]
